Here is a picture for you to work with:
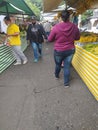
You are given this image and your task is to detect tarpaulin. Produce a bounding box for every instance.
[0,0,35,15]
[43,0,98,14]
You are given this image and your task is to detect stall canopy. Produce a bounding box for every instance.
[43,0,62,13]
[0,1,24,14]
[0,0,35,15]
[43,0,98,14]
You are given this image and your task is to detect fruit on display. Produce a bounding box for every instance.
[19,24,27,37]
[20,31,26,37]
[83,43,98,56]
[76,32,98,43]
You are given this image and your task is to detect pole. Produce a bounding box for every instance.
[64,0,67,9]
[4,1,9,16]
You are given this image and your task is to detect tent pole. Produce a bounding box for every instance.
[64,0,67,9]
[42,0,44,13]
[5,3,9,16]
[22,13,24,22]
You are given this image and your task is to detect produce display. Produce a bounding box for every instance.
[20,31,26,37]
[76,32,98,43]
[83,43,98,56]
[75,32,98,56]
[19,24,27,37]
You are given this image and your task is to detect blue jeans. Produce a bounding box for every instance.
[54,49,75,86]
[46,32,50,37]
[31,42,42,60]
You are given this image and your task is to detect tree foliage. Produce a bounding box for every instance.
[24,0,42,18]
[31,0,42,10]
[81,9,93,25]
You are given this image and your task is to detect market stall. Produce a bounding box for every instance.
[0,0,35,74]
[42,0,98,100]
[72,30,98,100]
[72,47,98,100]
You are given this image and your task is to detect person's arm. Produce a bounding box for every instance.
[7,32,19,37]
[74,26,80,40]
[26,24,32,40]
[39,24,47,39]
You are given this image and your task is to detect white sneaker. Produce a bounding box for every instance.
[34,59,38,63]
[23,60,28,64]
[14,62,21,65]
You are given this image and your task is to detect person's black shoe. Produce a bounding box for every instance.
[55,77,59,80]
[55,74,59,80]
[64,85,69,88]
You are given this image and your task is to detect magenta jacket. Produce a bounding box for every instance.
[48,21,80,51]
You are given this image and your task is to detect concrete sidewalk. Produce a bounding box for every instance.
[0,43,98,130]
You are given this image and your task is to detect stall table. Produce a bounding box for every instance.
[0,36,27,74]
[72,45,98,101]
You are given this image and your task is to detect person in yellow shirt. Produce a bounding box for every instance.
[4,16,28,65]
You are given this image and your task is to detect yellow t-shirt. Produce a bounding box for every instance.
[7,24,21,46]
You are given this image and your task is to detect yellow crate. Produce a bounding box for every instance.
[72,45,98,101]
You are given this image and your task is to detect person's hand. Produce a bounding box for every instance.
[44,39,48,43]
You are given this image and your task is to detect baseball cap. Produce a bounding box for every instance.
[31,16,36,20]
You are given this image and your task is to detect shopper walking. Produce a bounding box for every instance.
[43,20,51,37]
[27,16,47,62]
[48,10,80,88]
[4,15,28,65]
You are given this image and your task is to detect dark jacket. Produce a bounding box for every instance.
[27,23,47,44]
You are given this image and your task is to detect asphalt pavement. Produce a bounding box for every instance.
[0,43,98,130]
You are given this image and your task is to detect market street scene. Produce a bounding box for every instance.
[0,0,98,130]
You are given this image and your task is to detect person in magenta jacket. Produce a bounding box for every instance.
[48,10,80,88]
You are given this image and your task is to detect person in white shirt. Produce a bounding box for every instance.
[43,20,51,36]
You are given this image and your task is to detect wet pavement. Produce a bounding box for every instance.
[0,43,98,130]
